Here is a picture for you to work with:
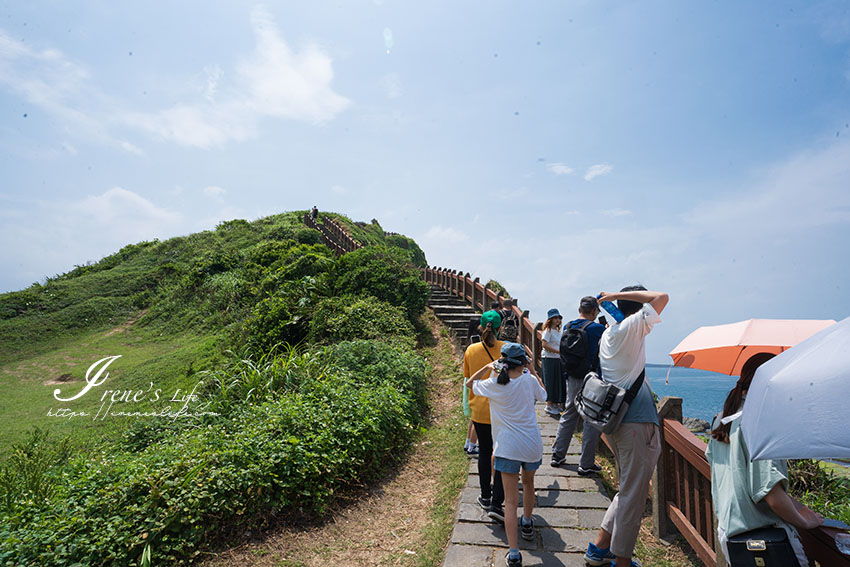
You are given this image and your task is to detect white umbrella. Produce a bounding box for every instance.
[741,315,850,461]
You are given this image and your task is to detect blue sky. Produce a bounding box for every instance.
[2,1,850,361]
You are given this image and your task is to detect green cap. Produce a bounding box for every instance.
[480,310,502,329]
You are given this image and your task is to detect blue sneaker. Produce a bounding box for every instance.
[584,542,616,566]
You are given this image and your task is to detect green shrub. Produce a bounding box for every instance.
[0,428,72,514]
[486,279,510,298]
[276,252,334,281]
[309,295,414,346]
[331,247,429,322]
[384,234,427,267]
[789,459,850,525]
[244,240,296,268]
[0,345,425,566]
[328,340,427,422]
[294,227,322,245]
[243,295,307,351]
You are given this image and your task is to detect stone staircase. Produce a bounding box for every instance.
[428,285,479,349]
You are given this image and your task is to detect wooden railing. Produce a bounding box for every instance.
[652,397,850,567]
[421,266,544,371]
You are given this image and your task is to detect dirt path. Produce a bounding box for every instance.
[202,311,465,567]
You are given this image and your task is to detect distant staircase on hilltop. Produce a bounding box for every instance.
[303,212,362,256]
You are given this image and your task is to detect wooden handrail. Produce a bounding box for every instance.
[664,419,711,478]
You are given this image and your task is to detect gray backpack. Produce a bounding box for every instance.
[575,369,645,434]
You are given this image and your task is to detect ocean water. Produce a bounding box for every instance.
[645,363,738,423]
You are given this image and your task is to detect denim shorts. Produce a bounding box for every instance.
[494,457,543,474]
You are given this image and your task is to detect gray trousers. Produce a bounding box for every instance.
[601,422,662,559]
[551,376,602,469]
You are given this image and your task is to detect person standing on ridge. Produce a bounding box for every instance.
[584,286,668,567]
[550,296,604,475]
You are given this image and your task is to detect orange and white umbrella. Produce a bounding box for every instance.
[669,319,836,376]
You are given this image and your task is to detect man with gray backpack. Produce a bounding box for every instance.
[550,296,605,475]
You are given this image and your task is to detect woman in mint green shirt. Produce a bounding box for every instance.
[706,353,823,566]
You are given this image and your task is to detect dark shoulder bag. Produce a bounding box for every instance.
[726,526,801,567]
[575,369,645,434]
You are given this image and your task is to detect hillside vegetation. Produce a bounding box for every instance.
[0,211,432,566]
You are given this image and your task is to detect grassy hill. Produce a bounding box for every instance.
[0,210,432,566]
[0,211,425,451]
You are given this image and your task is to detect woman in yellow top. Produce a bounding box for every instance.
[463,310,506,522]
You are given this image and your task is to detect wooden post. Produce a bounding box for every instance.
[532,320,542,372]
[461,272,468,304]
[472,277,480,311]
[652,396,684,541]
[520,307,530,346]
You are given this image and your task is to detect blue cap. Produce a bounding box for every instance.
[500,342,530,365]
[547,308,561,319]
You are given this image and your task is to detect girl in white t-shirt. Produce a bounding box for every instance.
[540,308,564,415]
[467,342,547,567]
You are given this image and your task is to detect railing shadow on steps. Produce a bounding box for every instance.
[423,265,848,567]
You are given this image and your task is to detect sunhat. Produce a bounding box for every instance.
[480,310,502,329]
[500,342,530,365]
[547,308,562,319]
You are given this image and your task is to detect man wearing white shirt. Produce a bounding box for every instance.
[584,286,669,567]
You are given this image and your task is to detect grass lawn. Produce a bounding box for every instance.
[0,314,224,455]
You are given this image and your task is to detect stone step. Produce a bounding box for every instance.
[430,299,475,307]
[432,303,475,311]
[432,312,476,320]
[430,302,470,311]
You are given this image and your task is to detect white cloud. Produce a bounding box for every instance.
[331,184,348,194]
[546,163,574,175]
[124,7,350,148]
[204,64,223,102]
[73,187,181,225]
[423,225,470,242]
[0,29,133,152]
[601,208,632,217]
[0,7,350,152]
[379,72,403,99]
[584,164,613,181]
[203,185,226,197]
[239,7,350,122]
[685,141,850,232]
